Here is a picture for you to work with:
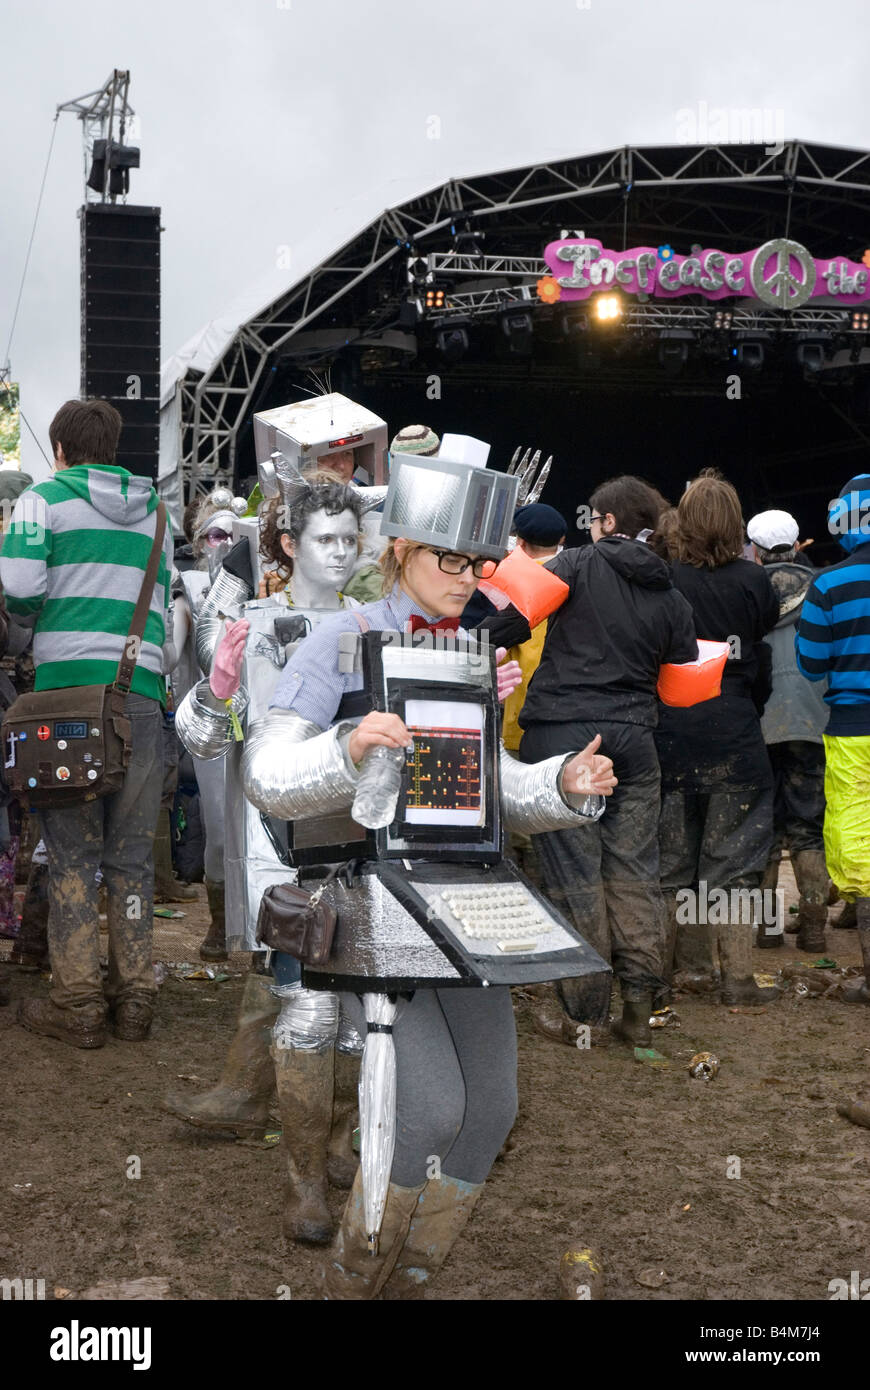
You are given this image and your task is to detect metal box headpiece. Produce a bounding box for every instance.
[254,393,389,498]
[380,435,518,560]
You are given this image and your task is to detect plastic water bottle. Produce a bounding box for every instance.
[352,744,407,829]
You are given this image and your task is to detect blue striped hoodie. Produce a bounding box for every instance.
[795,474,870,735]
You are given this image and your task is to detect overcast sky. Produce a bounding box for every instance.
[2,0,869,477]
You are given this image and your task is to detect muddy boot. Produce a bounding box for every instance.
[11,860,50,970]
[530,995,597,1047]
[673,916,717,993]
[837,1097,870,1129]
[199,880,227,962]
[792,849,829,954]
[18,996,107,1049]
[323,1166,426,1300]
[756,859,784,949]
[162,972,278,1137]
[272,1042,334,1245]
[842,899,870,1004]
[837,901,858,930]
[328,1048,360,1191]
[380,1175,483,1300]
[717,922,780,1006]
[611,992,653,1047]
[153,808,197,903]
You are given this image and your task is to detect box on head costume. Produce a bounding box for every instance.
[194,412,612,1298]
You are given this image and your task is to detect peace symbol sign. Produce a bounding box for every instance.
[750,238,816,309]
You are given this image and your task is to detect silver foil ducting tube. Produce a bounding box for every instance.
[337,1008,365,1056]
[175,679,249,760]
[194,566,253,674]
[498,744,604,834]
[242,708,359,821]
[272,982,340,1053]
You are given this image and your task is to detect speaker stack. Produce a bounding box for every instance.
[80,204,161,480]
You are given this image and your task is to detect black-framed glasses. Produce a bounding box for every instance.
[588,514,606,525]
[426,547,496,579]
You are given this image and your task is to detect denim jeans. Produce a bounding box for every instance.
[40,693,164,1010]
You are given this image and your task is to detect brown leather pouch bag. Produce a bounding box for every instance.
[256,865,342,967]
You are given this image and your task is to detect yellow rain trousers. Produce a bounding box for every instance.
[823,734,870,899]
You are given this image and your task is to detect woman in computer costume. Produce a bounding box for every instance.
[234,436,617,1299]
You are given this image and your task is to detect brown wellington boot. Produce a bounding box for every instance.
[380,1174,483,1300]
[272,1042,334,1246]
[718,921,780,1006]
[792,849,829,954]
[323,1166,426,1300]
[199,880,228,962]
[328,1048,360,1191]
[153,809,198,903]
[837,901,858,930]
[611,993,653,1047]
[162,972,278,1137]
[842,899,870,1004]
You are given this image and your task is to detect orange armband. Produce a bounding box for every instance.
[657,640,730,707]
[477,544,570,628]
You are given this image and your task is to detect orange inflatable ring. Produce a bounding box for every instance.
[657,640,730,707]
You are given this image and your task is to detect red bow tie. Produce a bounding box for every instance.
[407,614,461,635]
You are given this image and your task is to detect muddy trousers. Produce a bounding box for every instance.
[766,740,826,871]
[39,694,164,1011]
[340,987,518,1187]
[531,778,667,1022]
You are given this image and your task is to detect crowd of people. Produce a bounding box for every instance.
[1,393,868,1300]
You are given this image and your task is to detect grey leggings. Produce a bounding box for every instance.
[341,986,518,1187]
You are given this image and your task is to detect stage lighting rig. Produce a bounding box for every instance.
[499,304,534,354]
[436,319,471,363]
[733,333,769,371]
[851,309,870,331]
[713,308,733,330]
[657,329,693,374]
[795,336,830,377]
[595,294,622,323]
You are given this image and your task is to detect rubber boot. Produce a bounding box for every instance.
[756,858,784,949]
[328,1048,360,1191]
[792,849,829,954]
[10,860,50,970]
[837,901,858,930]
[322,1166,427,1300]
[717,921,780,1006]
[611,993,653,1047]
[199,879,228,962]
[153,808,198,903]
[162,972,278,1137]
[652,893,679,1011]
[380,1175,483,1300]
[842,899,870,1004]
[673,911,717,993]
[272,1042,334,1246]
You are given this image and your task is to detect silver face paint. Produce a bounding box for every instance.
[289,508,359,608]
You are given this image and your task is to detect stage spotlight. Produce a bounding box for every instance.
[713,309,733,330]
[499,306,534,354]
[595,294,622,323]
[557,305,589,339]
[657,330,693,374]
[795,340,826,375]
[736,340,764,371]
[851,309,870,331]
[425,287,446,310]
[436,322,470,363]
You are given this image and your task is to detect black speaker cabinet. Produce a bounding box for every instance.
[80,204,161,481]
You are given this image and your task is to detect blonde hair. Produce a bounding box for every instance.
[379,538,429,594]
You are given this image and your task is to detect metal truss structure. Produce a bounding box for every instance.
[57,69,135,204]
[172,140,870,500]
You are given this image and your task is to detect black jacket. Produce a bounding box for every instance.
[655,558,780,791]
[482,537,697,729]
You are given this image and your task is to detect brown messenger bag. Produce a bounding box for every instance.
[1,503,167,808]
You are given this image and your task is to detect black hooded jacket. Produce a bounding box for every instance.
[482,536,697,730]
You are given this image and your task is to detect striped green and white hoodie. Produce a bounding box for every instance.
[0,464,172,703]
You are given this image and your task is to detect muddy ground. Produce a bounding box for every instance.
[1,861,868,1303]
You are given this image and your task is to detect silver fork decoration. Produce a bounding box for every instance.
[507,447,553,505]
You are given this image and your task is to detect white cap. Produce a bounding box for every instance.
[747,509,799,551]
